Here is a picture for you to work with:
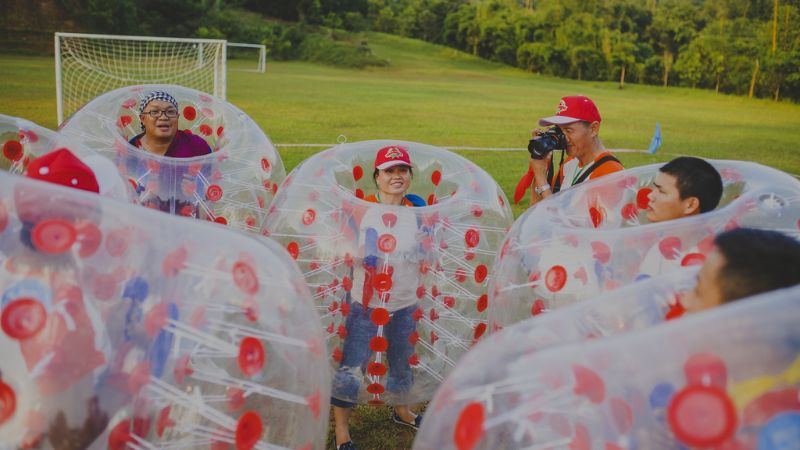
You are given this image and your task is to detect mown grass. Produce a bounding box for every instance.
[2,31,800,449]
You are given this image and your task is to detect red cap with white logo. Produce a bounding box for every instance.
[25,147,100,193]
[374,145,412,170]
[538,95,602,126]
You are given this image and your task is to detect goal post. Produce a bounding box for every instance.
[227,42,267,73]
[55,32,227,125]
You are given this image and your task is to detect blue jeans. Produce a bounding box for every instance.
[331,302,417,408]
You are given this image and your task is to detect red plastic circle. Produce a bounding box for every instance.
[473,323,487,340]
[206,184,223,201]
[301,208,316,226]
[31,219,76,254]
[545,265,568,292]
[2,298,47,339]
[621,202,638,220]
[370,336,388,352]
[286,241,299,260]
[182,106,197,121]
[367,362,387,376]
[636,188,652,209]
[353,165,363,181]
[372,273,393,292]
[659,236,683,260]
[589,206,604,228]
[667,385,737,447]
[476,294,488,312]
[232,261,259,295]
[238,337,265,377]
[371,308,390,326]
[377,234,397,253]
[474,265,488,283]
[75,222,102,258]
[431,170,442,186]
[454,402,485,450]
[464,229,480,248]
[235,411,263,450]
[3,140,23,161]
[367,383,385,394]
[681,253,706,267]
[0,380,17,425]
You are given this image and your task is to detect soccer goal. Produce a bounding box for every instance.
[55,32,227,125]
[227,42,267,73]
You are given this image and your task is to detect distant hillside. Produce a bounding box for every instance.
[0,0,80,53]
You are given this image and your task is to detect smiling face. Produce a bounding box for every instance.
[557,121,598,159]
[683,249,726,313]
[646,171,699,223]
[140,99,179,141]
[375,165,412,197]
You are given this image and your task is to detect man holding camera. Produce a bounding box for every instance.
[522,95,624,205]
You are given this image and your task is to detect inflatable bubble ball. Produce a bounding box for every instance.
[59,84,285,233]
[415,284,800,450]
[0,171,327,449]
[488,160,800,331]
[1,113,130,201]
[263,140,514,405]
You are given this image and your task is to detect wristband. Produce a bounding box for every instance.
[534,183,551,195]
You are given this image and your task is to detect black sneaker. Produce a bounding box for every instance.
[391,411,423,430]
[336,441,357,450]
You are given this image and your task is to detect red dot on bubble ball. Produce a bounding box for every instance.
[371,308,390,326]
[31,219,77,254]
[353,165,363,181]
[454,402,485,450]
[637,188,652,209]
[287,242,299,260]
[667,385,737,448]
[1,298,47,340]
[545,265,567,292]
[370,336,388,352]
[464,229,480,248]
[183,106,197,121]
[378,234,397,253]
[238,337,265,377]
[3,140,23,161]
[235,411,263,450]
[431,170,442,186]
[0,380,16,426]
[474,265,488,283]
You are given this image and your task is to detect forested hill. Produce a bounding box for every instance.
[3,0,798,102]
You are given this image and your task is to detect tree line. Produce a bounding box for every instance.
[52,0,800,102]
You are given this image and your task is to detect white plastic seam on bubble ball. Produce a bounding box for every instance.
[0,171,327,450]
[262,140,514,405]
[58,84,285,234]
[488,160,800,332]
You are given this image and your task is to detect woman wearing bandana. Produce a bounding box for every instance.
[129,91,211,158]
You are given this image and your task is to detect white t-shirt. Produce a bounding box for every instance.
[350,206,421,312]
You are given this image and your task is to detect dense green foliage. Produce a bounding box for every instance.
[6,0,800,97]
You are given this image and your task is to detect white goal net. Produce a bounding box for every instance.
[227,42,266,73]
[55,32,227,124]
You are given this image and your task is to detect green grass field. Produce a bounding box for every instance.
[2,32,800,449]
[3,32,800,218]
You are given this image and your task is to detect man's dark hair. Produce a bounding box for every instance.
[714,228,800,303]
[659,157,723,213]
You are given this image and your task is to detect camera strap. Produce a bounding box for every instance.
[548,150,567,193]
[574,154,621,185]
[552,153,621,193]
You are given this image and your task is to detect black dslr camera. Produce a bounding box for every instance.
[527,127,567,160]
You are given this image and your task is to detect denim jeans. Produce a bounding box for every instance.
[331,302,417,407]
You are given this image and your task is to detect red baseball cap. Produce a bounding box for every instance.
[538,95,602,126]
[26,147,100,193]
[374,145,412,170]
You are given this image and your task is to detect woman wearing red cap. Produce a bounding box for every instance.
[516,95,624,206]
[331,145,426,450]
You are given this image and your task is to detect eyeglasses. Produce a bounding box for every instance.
[142,109,179,119]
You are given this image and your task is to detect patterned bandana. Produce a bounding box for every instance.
[139,91,179,114]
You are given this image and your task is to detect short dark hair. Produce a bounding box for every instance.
[714,228,800,303]
[659,157,723,213]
